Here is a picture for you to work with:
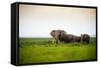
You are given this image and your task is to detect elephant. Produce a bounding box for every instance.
[61,34,90,43]
[59,34,73,43]
[50,30,90,44]
[59,34,81,43]
[72,35,81,42]
[50,30,66,44]
[81,34,90,43]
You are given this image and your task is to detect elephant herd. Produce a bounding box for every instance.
[50,30,90,44]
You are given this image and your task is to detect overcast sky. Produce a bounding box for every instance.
[19,4,96,38]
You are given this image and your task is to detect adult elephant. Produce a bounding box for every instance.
[59,34,73,43]
[72,35,81,42]
[59,34,81,43]
[81,34,90,43]
[50,30,66,44]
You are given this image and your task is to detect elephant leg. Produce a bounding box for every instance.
[81,37,83,43]
[56,39,59,44]
[52,38,55,44]
[88,40,89,43]
[86,39,89,44]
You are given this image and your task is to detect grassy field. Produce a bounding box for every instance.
[19,37,97,64]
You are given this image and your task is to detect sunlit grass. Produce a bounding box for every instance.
[19,38,96,64]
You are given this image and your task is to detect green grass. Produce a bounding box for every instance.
[19,37,97,64]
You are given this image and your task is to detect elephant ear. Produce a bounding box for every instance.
[59,31,66,38]
[50,30,56,37]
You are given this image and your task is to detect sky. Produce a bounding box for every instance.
[19,4,96,38]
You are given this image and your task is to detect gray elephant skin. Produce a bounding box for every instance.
[50,30,66,44]
[81,34,90,43]
[59,34,81,43]
[50,30,90,44]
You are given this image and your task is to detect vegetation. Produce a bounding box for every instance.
[19,37,96,64]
